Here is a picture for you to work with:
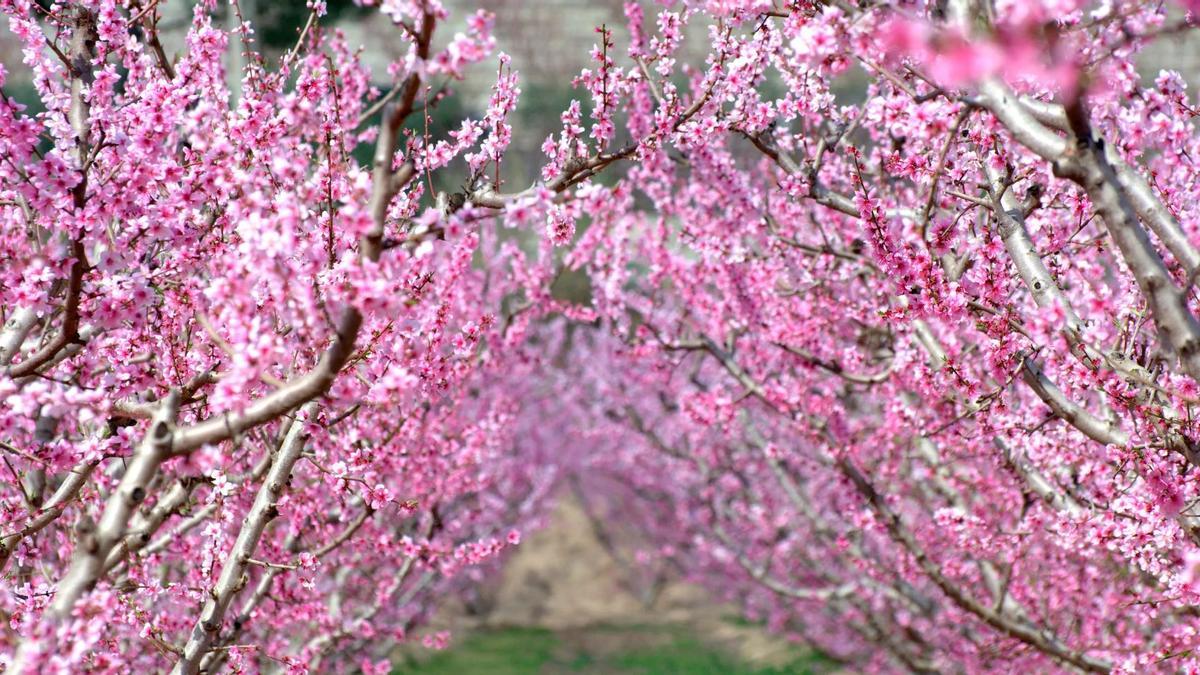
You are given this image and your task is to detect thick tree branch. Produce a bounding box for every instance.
[102,476,198,574]
[1012,96,1200,272]
[0,308,37,366]
[47,392,179,618]
[982,80,1200,382]
[1020,358,1128,447]
[172,403,316,674]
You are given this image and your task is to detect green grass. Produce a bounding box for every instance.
[392,625,836,675]
[393,626,560,675]
[614,636,832,675]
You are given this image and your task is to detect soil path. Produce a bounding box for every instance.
[400,493,820,672]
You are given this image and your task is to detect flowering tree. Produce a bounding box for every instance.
[0,0,554,671]
[6,0,1200,672]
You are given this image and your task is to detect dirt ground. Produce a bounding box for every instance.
[404,493,818,671]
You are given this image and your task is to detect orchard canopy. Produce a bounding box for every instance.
[13,0,1200,672]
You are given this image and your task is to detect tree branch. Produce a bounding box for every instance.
[172,403,316,674]
[47,391,180,618]
[840,458,1112,673]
